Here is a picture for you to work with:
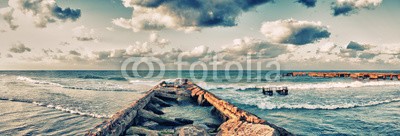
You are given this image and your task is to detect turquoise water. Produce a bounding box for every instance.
[0,71,399,135]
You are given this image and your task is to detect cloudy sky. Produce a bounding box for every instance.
[0,0,399,70]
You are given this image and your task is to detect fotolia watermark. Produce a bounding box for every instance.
[120,54,281,82]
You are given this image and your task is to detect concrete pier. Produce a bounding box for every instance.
[86,79,292,136]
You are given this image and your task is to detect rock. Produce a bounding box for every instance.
[197,94,212,106]
[142,121,159,130]
[174,118,194,124]
[151,96,173,107]
[177,96,192,105]
[145,103,165,115]
[155,92,178,101]
[159,129,175,135]
[125,126,159,136]
[175,125,209,136]
[204,122,220,130]
[138,110,183,126]
[217,120,279,136]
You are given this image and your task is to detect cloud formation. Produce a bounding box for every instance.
[69,50,81,56]
[332,0,383,16]
[73,25,97,41]
[9,42,31,53]
[149,32,170,48]
[260,19,330,45]
[279,40,400,67]
[317,42,337,53]
[126,42,153,56]
[0,7,19,30]
[297,0,317,8]
[6,54,13,58]
[6,0,81,28]
[113,0,272,32]
[346,41,371,51]
[219,37,288,61]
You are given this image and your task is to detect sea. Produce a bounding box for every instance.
[0,70,399,135]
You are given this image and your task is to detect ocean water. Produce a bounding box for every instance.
[0,71,399,135]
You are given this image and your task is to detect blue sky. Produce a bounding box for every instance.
[0,0,399,70]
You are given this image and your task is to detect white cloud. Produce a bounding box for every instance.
[260,19,330,45]
[6,0,81,28]
[73,25,97,42]
[125,42,153,56]
[9,42,31,53]
[106,27,115,31]
[0,7,19,30]
[179,45,209,62]
[220,37,288,61]
[280,41,400,66]
[149,32,170,48]
[332,0,383,16]
[317,42,337,53]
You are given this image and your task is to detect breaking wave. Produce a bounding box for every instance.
[32,102,111,118]
[17,76,63,87]
[251,98,400,110]
[63,86,135,92]
[0,97,110,119]
[205,80,400,90]
[129,80,160,86]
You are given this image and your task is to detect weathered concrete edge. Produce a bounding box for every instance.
[85,84,159,136]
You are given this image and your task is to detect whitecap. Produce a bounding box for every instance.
[17,76,63,87]
[205,80,400,90]
[254,98,400,110]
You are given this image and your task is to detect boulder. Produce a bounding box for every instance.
[175,125,209,136]
[197,94,211,106]
[174,118,194,124]
[145,103,165,115]
[125,126,159,136]
[217,120,278,136]
[138,110,182,126]
[204,122,220,130]
[142,121,159,130]
[177,96,192,105]
[151,96,173,107]
[155,92,178,101]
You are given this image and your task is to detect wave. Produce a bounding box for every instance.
[32,102,110,118]
[0,97,109,119]
[281,81,400,90]
[254,98,400,110]
[63,86,135,92]
[16,76,134,92]
[78,75,104,79]
[129,80,159,86]
[205,81,400,90]
[107,77,127,81]
[16,76,63,87]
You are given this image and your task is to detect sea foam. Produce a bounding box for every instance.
[205,80,400,90]
[250,98,400,110]
[17,76,63,87]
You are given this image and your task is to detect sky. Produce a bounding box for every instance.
[0,0,399,70]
